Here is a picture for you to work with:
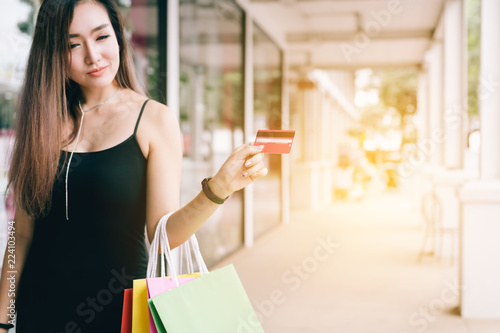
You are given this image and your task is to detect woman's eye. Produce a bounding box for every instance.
[97,35,110,41]
[70,44,79,49]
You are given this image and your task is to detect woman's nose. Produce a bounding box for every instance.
[85,43,102,65]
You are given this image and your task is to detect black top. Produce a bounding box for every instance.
[16,100,150,332]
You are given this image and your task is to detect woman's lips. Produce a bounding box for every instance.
[87,66,107,77]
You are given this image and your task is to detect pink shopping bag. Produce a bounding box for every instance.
[145,274,199,333]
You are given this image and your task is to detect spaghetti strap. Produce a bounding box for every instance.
[134,99,150,135]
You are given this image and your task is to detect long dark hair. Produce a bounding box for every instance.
[8,0,142,218]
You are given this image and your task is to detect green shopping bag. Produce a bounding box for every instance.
[149,264,264,332]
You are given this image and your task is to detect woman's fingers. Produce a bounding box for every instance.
[244,152,264,168]
[242,161,268,180]
[250,167,269,180]
[234,142,264,160]
[246,161,264,175]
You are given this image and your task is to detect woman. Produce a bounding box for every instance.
[0,0,267,331]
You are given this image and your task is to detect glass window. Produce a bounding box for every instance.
[120,0,165,102]
[179,0,245,266]
[253,23,282,238]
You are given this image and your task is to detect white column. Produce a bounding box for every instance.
[243,14,254,247]
[443,0,464,169]
[167,0,179,116]
[417,69,429,156]
[459,0,500,319]
[166,0,180,270]
[281,50,290,224]
[320,89,332,206]
[429,0,468,261]
[479,0,500,179]
[303,88,317,161]
[333,104,340,166]
[427,42,444,167]
[320,89,328,159]
[412,68,431,200]
[192,69,205,163]
[291,85,319,210]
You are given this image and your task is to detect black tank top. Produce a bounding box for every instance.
[16,100,150,332]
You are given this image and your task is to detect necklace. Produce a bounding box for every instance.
[78,87,121,113]
[65,87,121,220]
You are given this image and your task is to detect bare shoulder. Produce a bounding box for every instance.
[143,99,177,125]
[140,99,180,139]
[135,98,182,158]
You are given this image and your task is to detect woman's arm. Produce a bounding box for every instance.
[0,206,34,331]
[141,102,267,248]
[154,143,266,249]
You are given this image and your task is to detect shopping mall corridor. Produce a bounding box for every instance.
[214,184,500,333]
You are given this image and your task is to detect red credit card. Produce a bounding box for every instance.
[254,130,295,154]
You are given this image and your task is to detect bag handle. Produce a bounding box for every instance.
[179,234,209,275]
[146,212,209,284]
[188,234,209,274]
[179,239,194,274]
[147,212,178,283]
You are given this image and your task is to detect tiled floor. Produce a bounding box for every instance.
[214,187,500,333]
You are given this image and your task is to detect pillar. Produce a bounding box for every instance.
[443,0,464,169]
[427,41,444,167]
[417,69,429,154]
[479,3,500,179]
[243,13,254,247]
[430,0,467,260]
[166,0,180,272]
[459,0,500,319]
[281,50,290,224]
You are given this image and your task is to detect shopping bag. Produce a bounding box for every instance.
[131,212,208,333]
[149,264,264,333]
[146,273,199,333]
[121,288,133,333]
[148,214,264,333]
[132,279,149,332]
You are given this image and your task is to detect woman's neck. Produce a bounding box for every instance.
[79,83,121,110]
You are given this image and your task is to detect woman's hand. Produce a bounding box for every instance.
[208,142,269,199]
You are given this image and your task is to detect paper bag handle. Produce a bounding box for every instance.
[147,212,178,282]
[180,234,209,275]
[146,212,209,285]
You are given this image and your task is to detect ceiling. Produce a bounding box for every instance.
[246,0,445,70]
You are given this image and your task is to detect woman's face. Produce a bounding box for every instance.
[68,1,120,89]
